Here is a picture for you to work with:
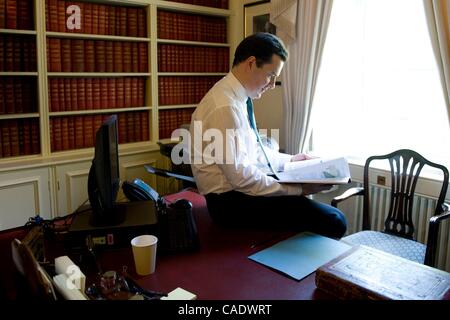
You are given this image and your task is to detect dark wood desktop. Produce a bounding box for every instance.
[0,190,331,300]
[97,191,333,300]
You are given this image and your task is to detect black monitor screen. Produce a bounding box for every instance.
[87,115,124,226]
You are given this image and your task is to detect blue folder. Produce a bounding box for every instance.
[248,232,351,281]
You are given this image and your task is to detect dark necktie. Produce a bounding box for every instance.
[246,98,277,176]
[246,98,258,138]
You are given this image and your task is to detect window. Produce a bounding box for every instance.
[311,0,450,177]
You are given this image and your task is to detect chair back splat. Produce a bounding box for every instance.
[363,149,448,239]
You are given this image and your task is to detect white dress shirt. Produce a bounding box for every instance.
[189,72,302,196]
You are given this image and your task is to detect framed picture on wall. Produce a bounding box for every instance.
[244,1,276,37]
[244,1,281,85]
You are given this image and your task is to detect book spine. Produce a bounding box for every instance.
[0,0,6,29]
[22,118,31,155]
[6,0,17,29]
[9,120,19,156]
[52,117,62,151]
[74,116,84,149]
[0,78,4,114]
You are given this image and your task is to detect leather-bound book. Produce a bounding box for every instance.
[315,245,450,300]
[137,8,147,37]
[0,0,6,29]
[140,111,148,142]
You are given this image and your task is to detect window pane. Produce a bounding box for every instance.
[311,0,450,174]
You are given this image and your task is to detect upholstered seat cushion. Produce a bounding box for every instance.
[342,230,426,264]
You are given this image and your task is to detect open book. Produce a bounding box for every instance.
[273,157,351,184]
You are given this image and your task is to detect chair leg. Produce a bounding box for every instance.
[425,219,439,267]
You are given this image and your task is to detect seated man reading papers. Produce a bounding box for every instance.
[187,33,349,238]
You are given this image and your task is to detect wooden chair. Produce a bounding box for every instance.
[331,149,449,268]
[11,231,56,300]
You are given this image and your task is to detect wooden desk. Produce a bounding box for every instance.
[97,192,333,300]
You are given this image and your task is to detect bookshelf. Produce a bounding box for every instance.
[0,0,39,158]
[45,0,151,153]
[0,0,230,159]
[0,0,232,227]
[156,7,229,138]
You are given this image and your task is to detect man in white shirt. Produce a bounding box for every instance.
[189,33,346,238]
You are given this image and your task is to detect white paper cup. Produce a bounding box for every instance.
[131,235,158,276]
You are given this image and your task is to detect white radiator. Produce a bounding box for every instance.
[349,183,450,272]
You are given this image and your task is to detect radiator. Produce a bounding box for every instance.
[349,183,450,272]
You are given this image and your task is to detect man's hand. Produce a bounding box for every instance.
[301,183,334,195]
[290,153,317,162]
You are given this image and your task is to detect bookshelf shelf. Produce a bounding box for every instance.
[156,1,230,16]
[0,113,40,120]
[158,72,226,76]
[0,28,36,35]
[46,31,150,42]
[0,72,38,76]
[49,106,152,117]
[47,72,151,77]
[157,39,229,47]
[158,104,197,110]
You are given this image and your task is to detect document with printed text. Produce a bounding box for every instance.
[274,157,351,184]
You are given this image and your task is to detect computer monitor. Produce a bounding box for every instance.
[87,114,125,226]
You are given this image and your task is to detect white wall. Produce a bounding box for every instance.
[254,86,285,151]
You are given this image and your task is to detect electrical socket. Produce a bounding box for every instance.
[377,175,386,186]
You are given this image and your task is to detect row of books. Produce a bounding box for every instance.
[158,76,221,106]
[168,0,228,9]
[0,0,34,30]
[0,34,37,72]
[157,10,227,43]
[48,77,146,112]
[45,0,147,37]
[0,77,37,114]
[158,44,229,73]
[50,111,149,152]
[0,118,40,158]
[46,38,149,73]
[159,108,195,139]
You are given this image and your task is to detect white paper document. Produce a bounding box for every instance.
[273,157,351,184]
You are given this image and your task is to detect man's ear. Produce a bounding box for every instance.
[246,56,257,69]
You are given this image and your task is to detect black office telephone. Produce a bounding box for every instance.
[122,178,160,202]
[122,178,199,253]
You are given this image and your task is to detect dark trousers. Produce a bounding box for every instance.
[205,191,347,239]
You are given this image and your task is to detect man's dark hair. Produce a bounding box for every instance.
[232,32,288,67]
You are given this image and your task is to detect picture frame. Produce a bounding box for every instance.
[244,1,282,85]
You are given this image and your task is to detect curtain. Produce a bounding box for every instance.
[270,0,298,45]
[423,0,450,123]
[270,0,333,154]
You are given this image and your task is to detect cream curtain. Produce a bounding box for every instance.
[270,0,298,45]
[270,0,333,153]
[423,0,450,123]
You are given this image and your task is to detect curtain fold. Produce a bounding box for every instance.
[270,0,298,44]
[423,0,450,124]
[271,0,333,154]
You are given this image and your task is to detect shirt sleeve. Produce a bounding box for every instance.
[212,106,302,197]
[263,147,293,171]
